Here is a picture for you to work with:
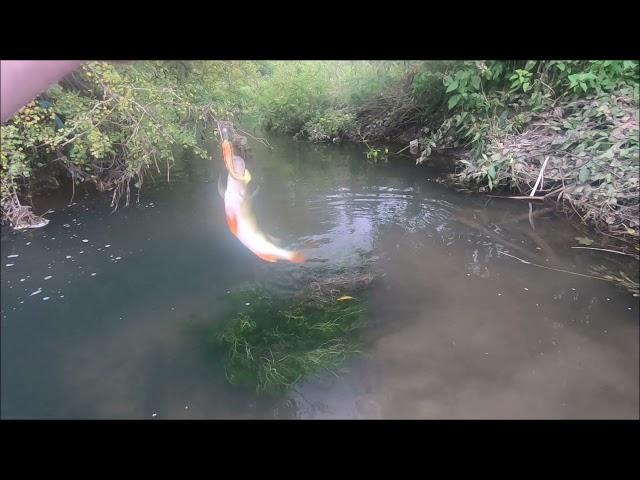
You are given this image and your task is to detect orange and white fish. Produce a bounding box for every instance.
[220,136,304,264]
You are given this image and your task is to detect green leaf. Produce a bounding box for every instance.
[487,164,496,179]
[575,236,594,246]
[448,94,461,110]
[446,80,459,93]
[579,165,590,183]
[522,82,530,92]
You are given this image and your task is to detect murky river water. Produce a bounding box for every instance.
[1,132,638,419]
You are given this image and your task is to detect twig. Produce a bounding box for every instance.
[395,144,411,155]
[528,203,535,230]
[236,128,273,151]
[570,246,640,260]
[55,102,118,148]
[544,186,566,198]
[530,156,550,197]
[452,213,537,259]
[487,195,546,202]
[216,122,225,142]
[538,78,556,98]
[498,251,611,282]
[69,172,76,205]
[501,207,556,224]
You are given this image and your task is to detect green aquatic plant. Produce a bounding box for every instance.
[209,287,368,395]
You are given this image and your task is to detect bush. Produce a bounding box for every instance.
[302,108,356,142]
[254,61,408,142]
[1,61,260,227]
[419,60,639,236]
[253,61,331,135]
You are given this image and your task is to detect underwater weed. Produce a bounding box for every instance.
[210,287,369,395]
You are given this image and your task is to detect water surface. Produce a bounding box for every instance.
[1,133,638,419]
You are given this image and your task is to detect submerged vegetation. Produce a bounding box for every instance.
[209,285,369,395]
[2,60,638,245]
[208,259,378,395]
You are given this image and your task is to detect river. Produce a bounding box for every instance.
[1,131,638,419]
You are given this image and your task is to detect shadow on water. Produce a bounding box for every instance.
[1,130,638,419]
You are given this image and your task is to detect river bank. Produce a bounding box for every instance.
[255,61,639,248]
[2,61,638,252]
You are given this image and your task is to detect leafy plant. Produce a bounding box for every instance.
[302,108,356,142]
[1,61,261,227]
[365,145,389,163]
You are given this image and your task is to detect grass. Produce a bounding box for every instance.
[208,286,369,395]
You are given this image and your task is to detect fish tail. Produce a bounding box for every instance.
[289,251,306,263]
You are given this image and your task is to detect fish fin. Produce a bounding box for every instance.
[233,155,246,175]
[255,252,278,263]
[226,212,238,235]
[249,184,260,200]
[303,238,322,248]
[265,232,281,244]
[289,252,306,263]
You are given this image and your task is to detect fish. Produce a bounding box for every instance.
[221,140,304,264]
[218,174,259,200]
